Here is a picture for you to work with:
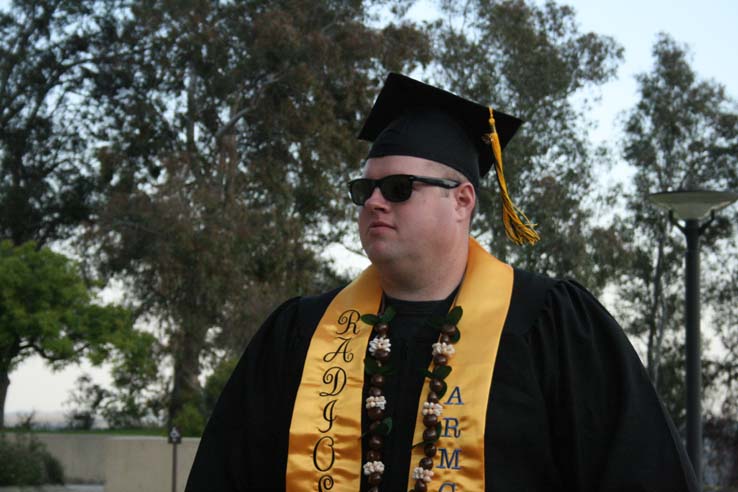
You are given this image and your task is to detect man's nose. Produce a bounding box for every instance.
[364,185,390,209]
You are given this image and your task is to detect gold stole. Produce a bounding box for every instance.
[286,238,513,491]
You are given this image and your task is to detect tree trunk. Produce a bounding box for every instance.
[0,370,9,429]
[647,229,668,385]
[168,319,207,427]
[0,338,20,429]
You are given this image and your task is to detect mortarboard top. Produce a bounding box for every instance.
[357,72,539,246]
[358,72,523,187]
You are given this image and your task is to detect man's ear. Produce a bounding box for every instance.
[455,182,475,222]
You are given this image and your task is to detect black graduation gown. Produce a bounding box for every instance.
[186,269,698,491]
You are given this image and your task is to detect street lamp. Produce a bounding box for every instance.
[648,189,738,489]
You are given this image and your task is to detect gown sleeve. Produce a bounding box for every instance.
[531,279,699,492]
[185,289,340,492]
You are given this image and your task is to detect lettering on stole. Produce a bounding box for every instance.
[435,385,464,490]
[312,309,361,490]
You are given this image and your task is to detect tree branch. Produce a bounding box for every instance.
[213,71,284,142]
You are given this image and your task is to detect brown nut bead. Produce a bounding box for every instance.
[423,414,438,427]
[367,472,382,485]
[367,407,384,421]
[424,443,437,457]
[441,323,458,337]
[433,353,448,366]
[420,457,434,470]
[422,427,437,442]
[414,480,428,492]
[366,449,382,462]
[429,379,444,393]
[368,435,383,450]
[441,323,458,336]
[370,374,385,387]
[427,392,439,403]
[374,322,389,336]
[369,421,381,433]
[368,487,379,492]
[438,333,451,344]
[368,472,383,486]
[373,349,390,362]
[368,386,383,397]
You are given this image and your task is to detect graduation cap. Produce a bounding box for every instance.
[358,72,539,246]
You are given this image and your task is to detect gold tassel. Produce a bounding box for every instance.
[486,107,540,245]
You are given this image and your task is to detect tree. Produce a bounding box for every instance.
[422,0,627,295]
[83,0,431,425]
[618,33,738,423]
[0,0,113,247]
[0,240,148,428]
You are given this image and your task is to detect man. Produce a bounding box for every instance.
[186,73,698,491]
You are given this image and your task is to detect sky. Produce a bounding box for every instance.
[5,0,738,419]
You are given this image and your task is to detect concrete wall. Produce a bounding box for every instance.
[2,433,200,492]
[104,436,199,492]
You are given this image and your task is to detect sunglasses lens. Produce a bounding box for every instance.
[381,175,412,202]
[348,175,414,205]
[349,179,375,205]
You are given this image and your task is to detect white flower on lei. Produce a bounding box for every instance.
[432,341,455,357]
[413,467,434,482]
[363,460,385,475]
[368,335,391,356]
[365,395,386,410]
[421,401,443,417]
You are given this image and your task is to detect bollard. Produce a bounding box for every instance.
[168,426,182,492]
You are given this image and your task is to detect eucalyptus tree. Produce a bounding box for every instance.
[426,0,626,294]
[85,0,430,426]
[618,34,737,423]
[0,0,116,246]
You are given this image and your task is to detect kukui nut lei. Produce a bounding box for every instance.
[360,305,462,492]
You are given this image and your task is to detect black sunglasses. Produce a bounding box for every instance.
[348,174,461,206]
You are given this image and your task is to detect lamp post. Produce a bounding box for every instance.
[648,189,738,489]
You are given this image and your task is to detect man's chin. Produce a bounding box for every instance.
[363,242,397,265]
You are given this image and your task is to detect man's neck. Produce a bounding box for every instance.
[375,239,469,301]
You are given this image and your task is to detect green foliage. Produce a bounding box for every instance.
[361,314,380,325]
[0,240,145,428]
[0,241,121,352]
[446,306,462,325]
[172,401,206,438]
[0,434,64,486]
[0,241,128,368]
[433,365,452,380]
[65,363,165,430]
[361,306,397,326]
[380,306,397,323]
[374,417,393,436]
[65,377,101,430]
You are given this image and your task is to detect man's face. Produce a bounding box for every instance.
[357,155,460,268]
